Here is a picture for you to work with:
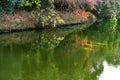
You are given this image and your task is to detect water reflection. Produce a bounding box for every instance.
[99,61,120,80]
[0,20,120,80]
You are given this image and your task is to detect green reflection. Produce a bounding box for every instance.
[0,19,120,80]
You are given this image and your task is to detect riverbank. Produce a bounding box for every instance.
[0,9,96,33]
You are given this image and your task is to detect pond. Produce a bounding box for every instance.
[0,19,120,80]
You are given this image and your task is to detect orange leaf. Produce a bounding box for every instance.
[81,37,88,46]
[81,11,89,20]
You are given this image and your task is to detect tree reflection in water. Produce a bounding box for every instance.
[0,20,120,80]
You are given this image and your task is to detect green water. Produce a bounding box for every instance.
[0,20,120,80]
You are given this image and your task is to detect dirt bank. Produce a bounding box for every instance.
[0,9,96,33]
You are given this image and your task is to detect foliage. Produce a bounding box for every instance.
[39,0,54,8]
[73,9,90,20]
[93,0,120,19]
[22,0,41,8]
[54,0,95,21]
[110,11,117,33]
[0,0,22,20]
[22,0,32,7]
[0,0,22,14]
[38,8,65,27]
[48,0,54,9]
[91,12,117,33]
[0,7,4,20]
[21,0,54,8]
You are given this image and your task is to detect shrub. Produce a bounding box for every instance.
[38,8,65,27]
[96,12,117,33]
[21,0,54,9]
[48,0,54,9]
[22,0,41,8]
[93,0,120,19]
[40,0,54,8]
[0,7,4,20]
[0,0,22,14]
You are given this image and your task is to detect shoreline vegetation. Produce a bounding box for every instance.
[0,0,119,33]
[0,9,96,33]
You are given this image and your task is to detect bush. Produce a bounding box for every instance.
[92,0,120,19]
[22,0,41,8]
[38,8,65,27]
[21,0,54,9]
[0,0,22,14]
[0,7,4,20]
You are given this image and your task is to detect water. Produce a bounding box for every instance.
[0,19,120,80]
[99,61,120,80]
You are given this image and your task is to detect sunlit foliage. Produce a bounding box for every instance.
[39,8,65,27]
[22,0,41,8]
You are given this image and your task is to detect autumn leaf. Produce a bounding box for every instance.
[81,37,88,46]
[81,11,89,20]
[75,13,81,20]
[73,9,81,20]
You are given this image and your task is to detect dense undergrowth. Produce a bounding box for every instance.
[0,0,120,28]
